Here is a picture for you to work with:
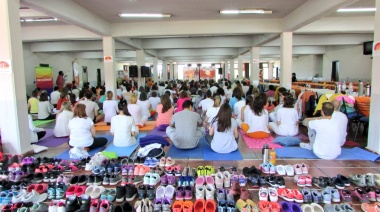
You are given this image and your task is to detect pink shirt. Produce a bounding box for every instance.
[156,104,174,127]
[176,97,190,113]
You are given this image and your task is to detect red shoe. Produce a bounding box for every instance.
[194,199,205,212]
[204,200,216,212]
[258,200,271,212]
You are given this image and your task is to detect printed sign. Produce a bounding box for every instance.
[35,67,53,94]
[0,60,12,73]
[104,56,113,63]
[373,41,380,56]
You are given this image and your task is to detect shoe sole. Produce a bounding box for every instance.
[125,193,137,201]
[115,197,125,202]
[110,180,122,186]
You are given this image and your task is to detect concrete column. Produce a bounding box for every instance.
[153,57,159,83]
[169,62,173,80]
[0,0,32,154]
[367,1,380,153]
[238,55,243,81]
[250,47,260,87]
[102,37,116,97]
[280,32,293,89]
[136,50,145,87]
[268,62,274,81]
[230,59,235,81]
[173,63,178,80]
[222,61,226,79]
[162,61,168,81]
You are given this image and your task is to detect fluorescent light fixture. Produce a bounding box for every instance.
[337,8,376,12]
[220,9,272,14]
[20,18,58,22]
[119,13,171,18]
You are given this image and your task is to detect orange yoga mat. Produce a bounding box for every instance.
[94,122,110,131]
[94,121,156,131]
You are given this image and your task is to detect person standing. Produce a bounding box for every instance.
[56,71,65,91]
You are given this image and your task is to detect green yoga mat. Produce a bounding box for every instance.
[33,119,55,127]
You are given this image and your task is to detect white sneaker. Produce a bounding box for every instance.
[276,165,286,176]
[259,187,268,201]
[49,202,57,212]
[85,161,95,171]
[195,185,205,200]
[285,165,295,176]
[91,186,105,199]
[164,185,175,199]
[215,172,224,188]
[268,187,278,202]
[205,184,215,200]
[223,171,231,188]
[149,173,161,186]
[300,143,312,150]
[21,190,41,203]
[156,186,165,199]
[143,173,151,185]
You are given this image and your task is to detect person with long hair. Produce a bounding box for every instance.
[110,100,138,147]
[128,94,148,127]
[198,90,214,116]
[38,92,55,120]
[137,91,152,118]
[156,94,174,127]
[176,90,191,113]
[203,95,221,126]
[54,102,73,137]
[68,104,107,149]
[239,94,270,139]
[216,87,227,104]
[56,88,70,110]
[148,91,160,112]
[269,93,299,136]
[207,103,238,153]
[103,91,119,125]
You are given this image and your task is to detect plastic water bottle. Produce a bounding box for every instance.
[348,82,353,95]
[342,81,347,91]
[365,84,371,97]
[358,80,364,96]
[262,144,269,164]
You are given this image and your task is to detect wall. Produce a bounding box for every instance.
[23,43,104,95]
[292,55,323,80]
[322,45,372,81]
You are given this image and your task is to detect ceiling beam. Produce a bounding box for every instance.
[115,37,142,50]
[29,40,131,52]
[21,0,111,36]
[283,0,359,31]
[157,48,239,58]
[252,34,280,47]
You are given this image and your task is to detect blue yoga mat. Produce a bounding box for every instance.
[166,139,204,159]
[202,137,243,161]
[102,133,146,157]
[56,135,113,160]
[275,147,380,161]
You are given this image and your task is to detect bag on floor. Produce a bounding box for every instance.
[90,152,108,166]
[69,147,90,160]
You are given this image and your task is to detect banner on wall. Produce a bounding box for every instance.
[200,67,216,79]
[35,67,53,95]
[183,67,196,80]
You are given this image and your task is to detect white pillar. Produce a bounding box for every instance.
[102,37,116,98]
[238,55,243,81]
[250,47,260,87]
[162,61,168,81]
[222,61,226,79]
[153,57,159,83]
[0,0,32,154]
[367,1,380,153]
[280,32,293,90]
[173,63,178,80]
[268,62,274,81]
[136,50,145,87]
[230,59,235,81]
[169,62,173,80]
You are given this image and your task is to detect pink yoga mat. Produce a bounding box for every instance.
[240,129,283,149]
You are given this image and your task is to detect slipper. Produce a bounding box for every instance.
[197,166,205,177]
[165,157,175,167]
[194,199,205,212]
[246,199,257,211]
[236,199,248,211]
[183,200,193,212]
[205,176,214,185]
[204,166,215,176]
[35,184,47,194]
[156,186,166,198]
[270,202,282,212]
[172,200,183,212]
[258,200,271,212]
[205,199,216,212]
[159,158,166,167]
[276,165,286,176]
[195,176,205,186]
[165,185,175,199]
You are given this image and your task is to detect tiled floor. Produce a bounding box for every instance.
[33,120,379,211]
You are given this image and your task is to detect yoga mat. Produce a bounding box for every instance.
[240,129,283,149]
[95,125,111,131]
[33,119,55,127]
[56,135,113,160]
[273,132,309,141]
[202,137,243,161]
[147,127,168,138]
[35,129,69,147]
[166,139,204,159]
[275,147,380,161]
[102,133,147,157]
[139,121,156,131]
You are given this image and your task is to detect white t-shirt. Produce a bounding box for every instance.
[137,100,151,118]
[221,96,227,105]
[309,118,341,159]
[234,100,246,120]
[206,107,220,124]
[71,89,80,99]
[211,118,238,153]
[38,101,53,119]
[244,107,269,133]
[50,91,60,105]
[128,104,143,125]
[198,98,214,112]
[103,100,119,123]
[332,111,348,146]
[110,115,137,147]
[210,86,218,94]
[242,86,249,96]
[79,99,99,120]
[68,117,94,147]
[149,97,161,111]
[54,110,73,137]
[276,107,299,136]
[224,89,232,100]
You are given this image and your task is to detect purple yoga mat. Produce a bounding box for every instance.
[36,129,69,147]
[147,127,168,138]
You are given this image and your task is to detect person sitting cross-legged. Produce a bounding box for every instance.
[166,100,204,149]
[300,102,342,159]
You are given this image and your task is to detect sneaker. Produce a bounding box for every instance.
[90,199,100,212]
[349,174,366,187]
[300,143,312,150]
[165,157,175,167]
[103,174,110,185]
[184,186,193,200]
[311,189,323,204]
[99,199,112,212]
[115,186,126,202]
[259,163,270,174]
[293,164,303,175]
[165,185,176,199]
[176,186,185,200]
[285,165,294,176]
[294,175,306,187]
[339,189,352,202]
[223,171,231,188]
[109,174,122,186]
[268,187,278,202]
[205,184,215,200]
[66,195,80,212]
[322,188,332,204]
[143,173,151,185]
[366,173,376,187]
[337,174,350,187]
[215,172,224,188]
[125,185,137,201]
[259,187,268,201]
[138,185,147,200]
[238,175,247,187]
[195,185,205,200]
[301,163,309,174]
[278,188,294,202]
[301,188,312,204]
[276,165,286,176]
[216,188,225,202]
[79,194,91,211]
[162,197,172,212]
[149,173,161,186]
[330,188,340,203]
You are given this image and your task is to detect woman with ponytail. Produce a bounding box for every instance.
[110,100,138,147]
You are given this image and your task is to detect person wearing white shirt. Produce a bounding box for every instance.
[79,92,104,123]
[198,90,214,116]
[54,102,73,137]
[300,102,342,160]
[268,88,288,122]
[110,101,139,147]
[158,83,166,97]
[209,83,218,95]
[332,100,348,146]
[149,91,161,112]
[103,91,119,124]
[233,92,246,120]
[203,96,221,126]
[128,94,148,126]
[50,86,60,107]
[137,91,152,118]
[242,81,249,96]
[71,85,80,101]
[28,114,46,143]
[269,94,299,136]
[38,93,55,120]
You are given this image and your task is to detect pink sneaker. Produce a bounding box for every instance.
[301,163,309,174]
[206,176,214,185]
[304,175,312,187]
[293,175,306,187]
[196,176,205,186]
[293,164,302,175]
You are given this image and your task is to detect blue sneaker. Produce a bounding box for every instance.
[3,192,16,204]
[186,176,195,187]
[47,186,56,200]
[178,176,187,187]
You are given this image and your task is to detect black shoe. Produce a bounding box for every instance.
[79,194,91,211]
[138,185,146,200]
[125,184,137,201]
[115,185,126,202]
[78,175,88,185]
[146,185,155,200]
[337,174,350,186]
[248,174,260,188]
[87,175,95,185]
[332,177,345,189]
[266,175,278,187]
[259,176,266,186]
[122,202,133,212]
[70,176,79,185]
[277,176,285,188]
[113,205,124,212]
[94,175,103,186]
[66,195,80,212]
[32,173,44,183]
